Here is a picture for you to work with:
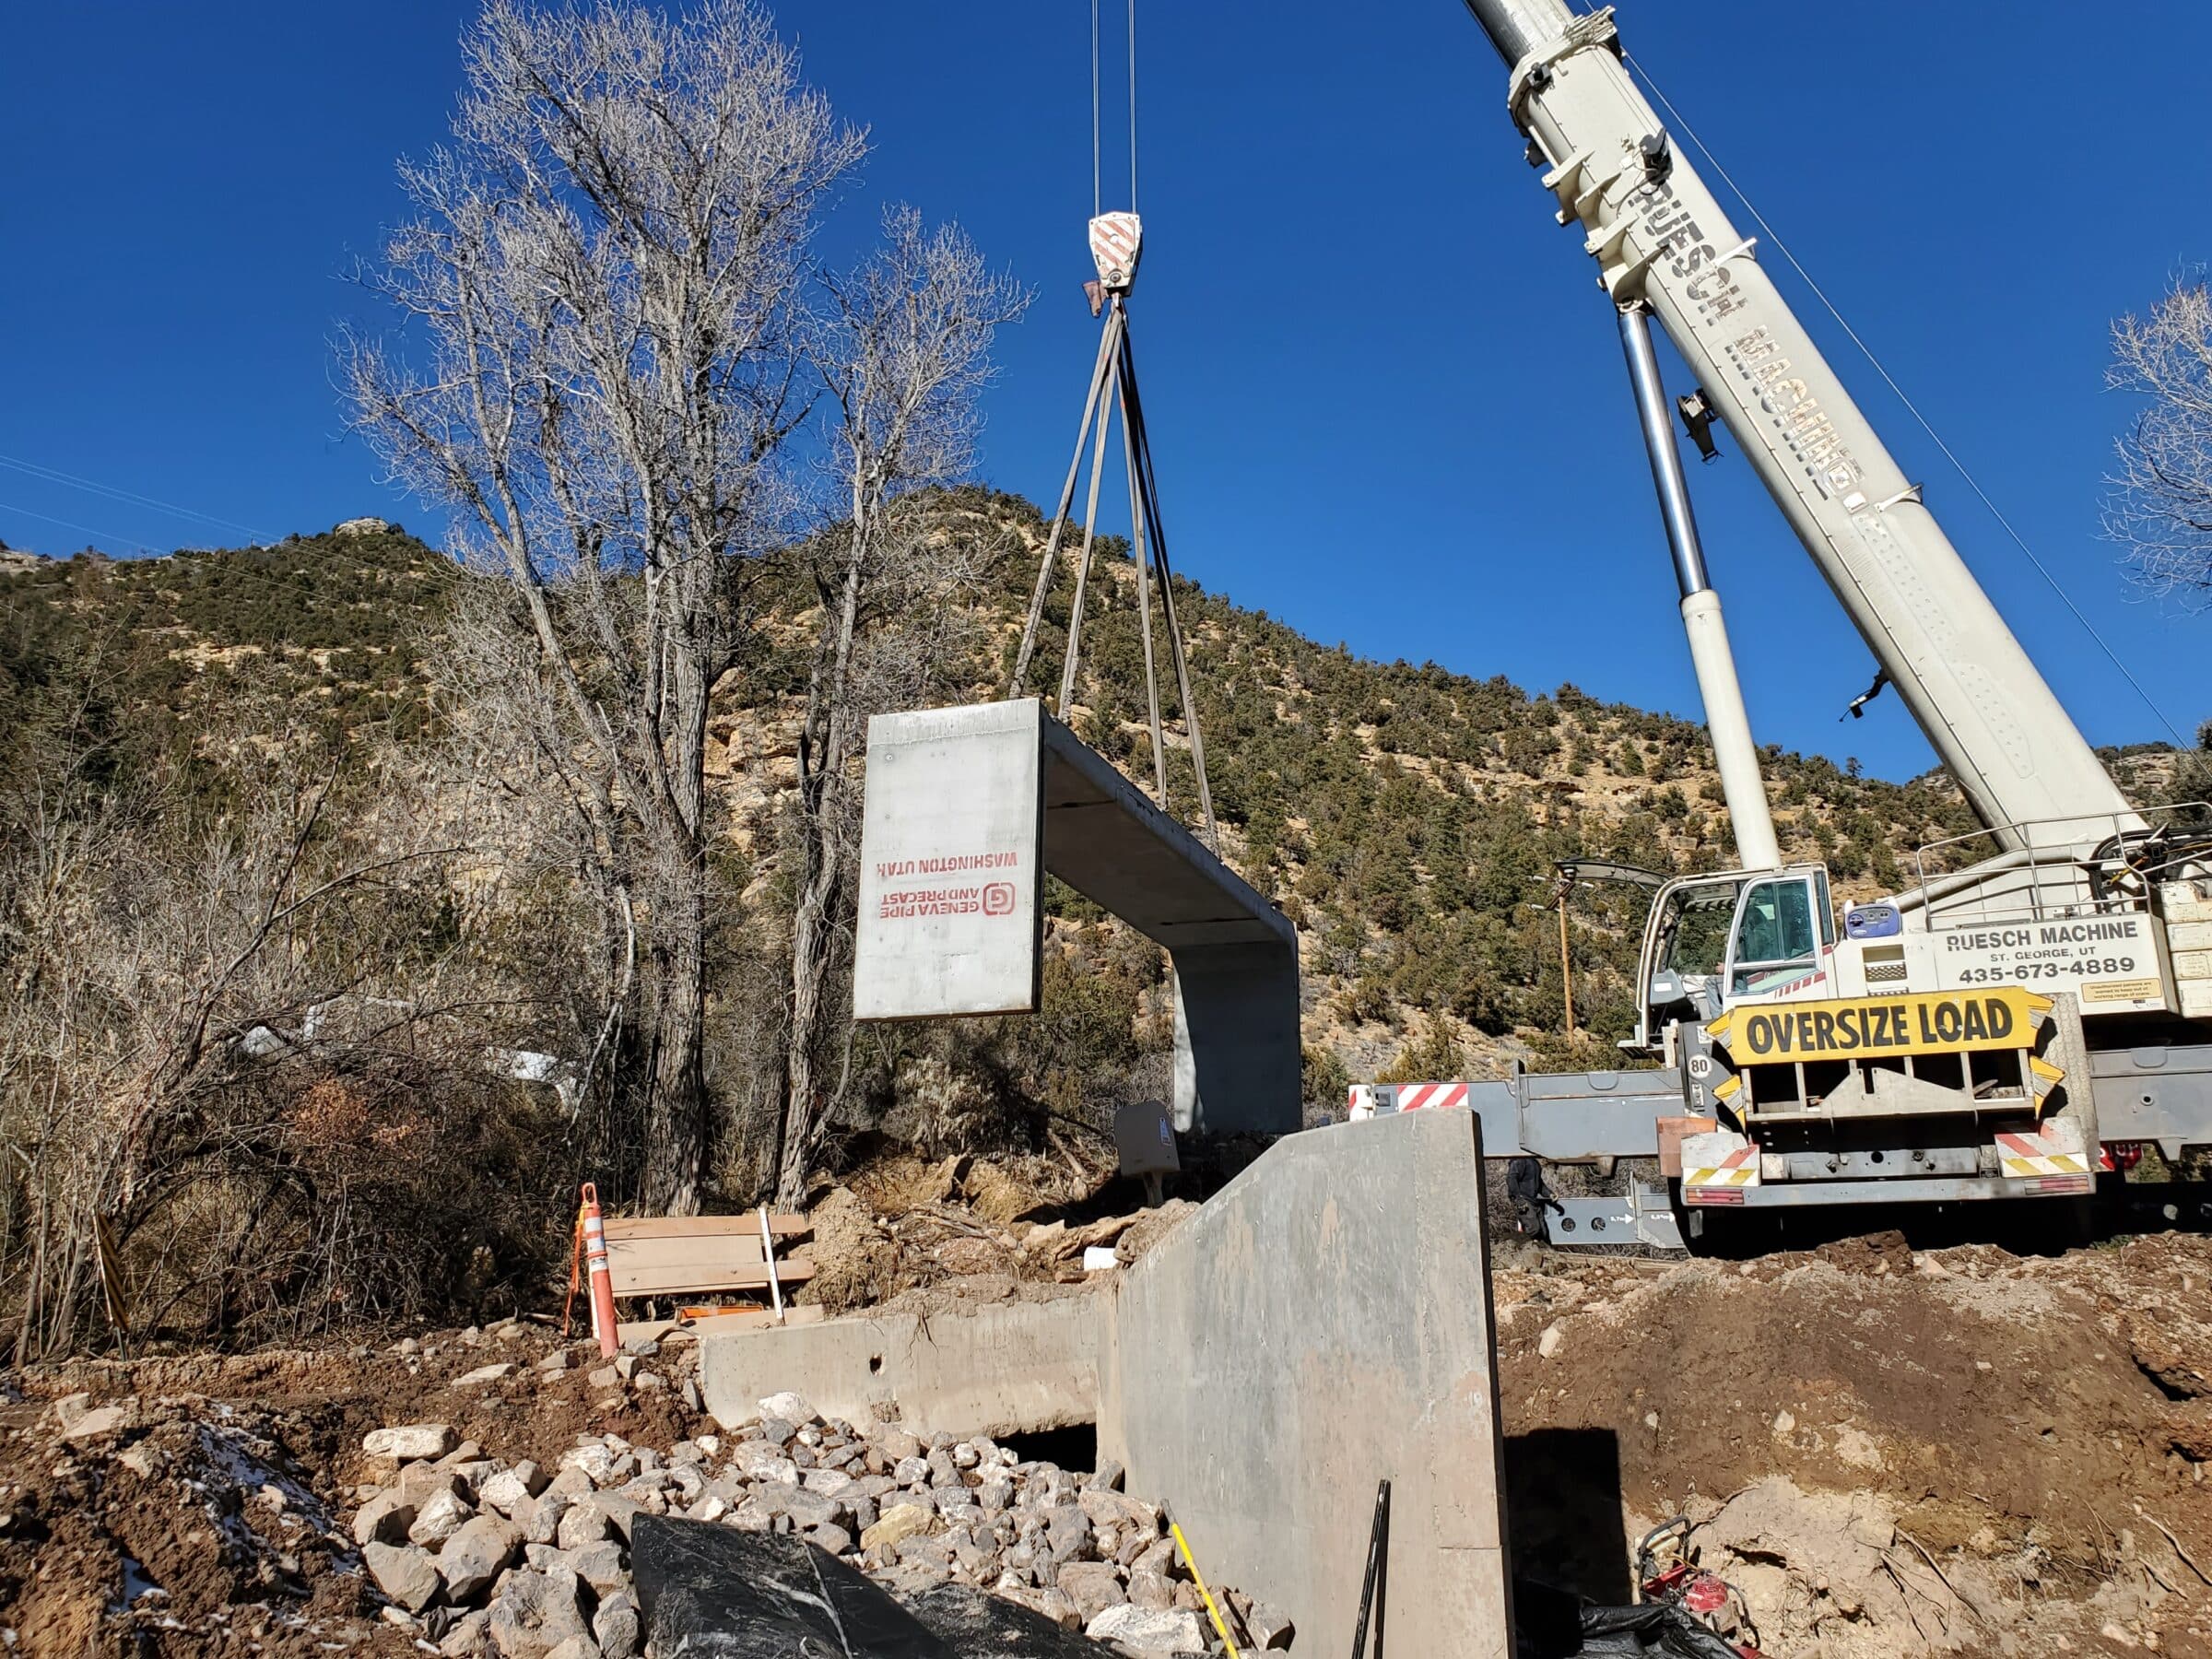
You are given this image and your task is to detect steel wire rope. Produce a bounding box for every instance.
[0,447,466,602]
[1624,53,2186,747]
[1091,0,1101,219]
[1126,0,1137,212]
[0,451,271,542]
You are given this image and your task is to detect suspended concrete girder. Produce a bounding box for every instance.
[853,699,1299,1135]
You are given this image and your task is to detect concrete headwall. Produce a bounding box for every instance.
[1099,1109,1513,1657]
[698,1296,1101,1441]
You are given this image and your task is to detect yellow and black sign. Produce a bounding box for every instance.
[1708,987,2052,1063]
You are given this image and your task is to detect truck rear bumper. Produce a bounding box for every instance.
[1685,1171,2091,1207]
[1678,1120,2091,1206]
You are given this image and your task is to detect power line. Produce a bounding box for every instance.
[1625,53,2188,749]
[0,500,162,555]
[0,447,462,601]
[0,453,272,542]
[0,495,457,637]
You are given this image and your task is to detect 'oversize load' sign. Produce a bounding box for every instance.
[1707,987,2053,1062]
[852,702,1045,1021]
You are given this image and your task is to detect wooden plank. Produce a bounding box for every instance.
[609,1247,815,1300]
[605,1233,780,1277]
[611,1261,816,1298]
[602,1213,809,1241]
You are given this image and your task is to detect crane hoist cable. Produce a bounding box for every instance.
[1011,0,1218,849]
[1088,0,1138,217]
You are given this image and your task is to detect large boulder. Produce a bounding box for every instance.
[1084,1605,1207,1653]
[351,1489,417,1547]
[439,1513,522,1604]
[364,1424,456,1463]
[363,1541,441,1614]
[488,1567,592,1659]
[1054,1561,1127,1623]
[409,1488,475,1549]
[479,1462,548,1518]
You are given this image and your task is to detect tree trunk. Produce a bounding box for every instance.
[642,847,708,1214]
[777,523,869,1207]
[777,860,832,1207]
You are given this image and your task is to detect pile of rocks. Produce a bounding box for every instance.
[350,1389,1292,1657]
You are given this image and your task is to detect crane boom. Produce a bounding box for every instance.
[1463,0,2136,853]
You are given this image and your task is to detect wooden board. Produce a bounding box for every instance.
[602,1213,809,1241]
[605,1233,782,1275]
[606,1242,814,1300]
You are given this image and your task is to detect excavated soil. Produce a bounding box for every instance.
[1498,1230,2212,1656]
[0,1317,719,1655]
[11,1160,2212,1656]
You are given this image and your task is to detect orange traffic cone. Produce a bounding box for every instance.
[580,1182,618,1358]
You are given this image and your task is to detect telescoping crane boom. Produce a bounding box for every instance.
[1461,0,2135,852]
[1352,0,2212,1248]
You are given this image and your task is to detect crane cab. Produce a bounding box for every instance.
[1630,863,1835,1058]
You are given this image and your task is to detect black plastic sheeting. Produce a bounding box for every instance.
[631,1516,1109,1658]
[902,1585,1118,1658]
[1514,1579,1748,1659]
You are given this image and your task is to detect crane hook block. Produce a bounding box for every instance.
[1089,213,1144,295]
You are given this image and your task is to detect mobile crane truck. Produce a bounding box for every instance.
[1353,0,2212,1248]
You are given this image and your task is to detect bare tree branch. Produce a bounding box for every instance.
[2106,273,2212,607]
[346,0,863,1210]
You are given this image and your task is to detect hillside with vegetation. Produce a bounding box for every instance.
[2,494,2198,1347]
[6,496,2120,1061]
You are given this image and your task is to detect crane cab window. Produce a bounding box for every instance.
[1728,876,1820,998]
[1659,884,1739,980]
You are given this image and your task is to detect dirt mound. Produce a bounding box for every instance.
[799,1149,1197,1320]
[1500,1231,2212,1655]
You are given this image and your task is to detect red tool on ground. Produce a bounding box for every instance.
[1636,1518,1761,1656]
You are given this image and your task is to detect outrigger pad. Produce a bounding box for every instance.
[633,1516,1112,1658]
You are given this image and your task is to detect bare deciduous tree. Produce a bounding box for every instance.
[777,212,1026,1204]
[347,0,863,1209]
[2107,276,2212,607]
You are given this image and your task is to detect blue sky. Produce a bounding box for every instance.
[4,0,2208,782]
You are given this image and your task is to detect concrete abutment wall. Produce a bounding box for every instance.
[699,1111,1513,1653]
[1100,1109,1513,1656]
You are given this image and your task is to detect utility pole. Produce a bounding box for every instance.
[1554,875,1576,1041]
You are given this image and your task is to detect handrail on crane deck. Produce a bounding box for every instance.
[1908,802,2212,932]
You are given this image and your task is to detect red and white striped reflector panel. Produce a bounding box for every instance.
[1089,213,1143,290]
[1394,1082,1469,1112]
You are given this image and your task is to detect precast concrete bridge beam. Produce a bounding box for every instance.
[853,699,1299,1136]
